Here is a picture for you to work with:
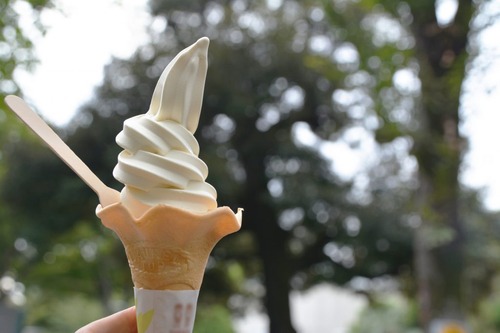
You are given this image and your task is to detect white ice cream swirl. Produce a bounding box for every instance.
[113,37,217,215]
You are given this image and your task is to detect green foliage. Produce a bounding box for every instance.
[1,0,40,89]
[0,0,54,202]
[0,0,56,314]
[460,191,500,313]
[471,276,500,333]
[24,293,105,333]
[194,304,235,333]
[350,293,421,333]
[0,0,53,141]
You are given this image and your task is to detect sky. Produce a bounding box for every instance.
[12,0,500,214]
[460,1,500,210]
[14,0,151,125]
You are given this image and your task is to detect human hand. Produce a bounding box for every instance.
[76,306,137,333]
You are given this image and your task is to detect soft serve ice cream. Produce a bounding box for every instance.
[113,37,217,218]
[96,36,241,333]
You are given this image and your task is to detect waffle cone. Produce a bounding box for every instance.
[96,203,242,290]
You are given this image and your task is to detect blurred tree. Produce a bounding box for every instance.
[403,1,473,328]
[0,0,52,138]
[316,0,489,330]
[0,134,132,313]
[0,0,52,89]
[0,0,53,307]
[350,294,419,333]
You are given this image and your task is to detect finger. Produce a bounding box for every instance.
[76,306,137,333]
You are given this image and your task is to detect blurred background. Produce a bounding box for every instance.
[1,0,500,332]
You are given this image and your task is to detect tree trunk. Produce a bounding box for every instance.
[410,0,473,329]
[240,148,297,333]
[414,174,465,330]
[258,216,297,333]
[243,198,297,333]
[98,255,115,315]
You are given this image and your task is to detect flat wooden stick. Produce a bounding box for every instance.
[4,95,119,207]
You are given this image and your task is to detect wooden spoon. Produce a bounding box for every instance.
[4,95,120,207]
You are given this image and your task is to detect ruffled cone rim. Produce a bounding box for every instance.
[96,203,242,290]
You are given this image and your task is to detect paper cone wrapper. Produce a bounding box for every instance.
[96,203,242,290]
[134,288,199,333]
